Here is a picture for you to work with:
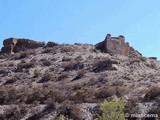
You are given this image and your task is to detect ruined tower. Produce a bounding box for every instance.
[95,34,142,58]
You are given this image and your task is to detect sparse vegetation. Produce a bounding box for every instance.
[0,40,159,119]
[19,51,30,59]
[42,59,52,66]
[15,60,35,72]
[38,73,53,83]
[4,77,17,85]
[74,88,95,103]
[63,61,84,71]
[0,88,9,105]
[92,59,117,72]
[72,70,85,81]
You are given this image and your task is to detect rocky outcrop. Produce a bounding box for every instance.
[148,57,157,60]
[95,34,142,58]
[46,42,58,47]
[1,38,45,54]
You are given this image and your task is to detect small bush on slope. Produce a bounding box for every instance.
[144,87,160,102]
[95,100,125,120]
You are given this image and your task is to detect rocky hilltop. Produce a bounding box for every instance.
[0,35,159,120]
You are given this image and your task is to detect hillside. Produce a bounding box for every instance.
[0,36,160,120]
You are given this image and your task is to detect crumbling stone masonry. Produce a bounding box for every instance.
[95,34,142,58]
[1,38,45,54]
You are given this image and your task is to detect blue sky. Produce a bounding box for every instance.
[1,0,160,59]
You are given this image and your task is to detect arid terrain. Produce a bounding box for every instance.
[0,36,160,120]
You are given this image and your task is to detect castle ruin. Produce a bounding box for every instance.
[95,34,142,58]
[1,38,45,54]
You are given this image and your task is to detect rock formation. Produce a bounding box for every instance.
[1,38,45,54]
[46,41,58,47]
[95,34,142,58]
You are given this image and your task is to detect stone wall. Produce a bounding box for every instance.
[1,38,45,54]
[95,34,142,58]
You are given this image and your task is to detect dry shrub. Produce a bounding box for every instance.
[58,101,81,120]
[4,77,17,85]
[26,103,56,120]
[16,60,35,72]
[0,105,27,120]
[38,73,53,83]
[116,86,128,97]
[74,88,95,103]
[7,87,18,103]
[63,62,84,71]
[125,99,140,119]
[58,100,73,118]
[0,54,5,59]
[13,51,30,60]
[144,87,160,102]
[25,85,66,104]
[92,59,114,73]
[19,51,29,59]
[0,87,9,104]
[33,70,41,78]
[62,56,71,62]
[42,48,52,53]
[71,83,83,91]
[0,84,67,105]
[60,46,74,53]
[140,57,147,62]
[56,73,68,81]
[111,80,124,86]
[0,69,9,77]
[0,86,19,104]
[86,77,97,86]
[95,86,128,99]
[149,61,157,69]
[72,70,85,81]
[147,104,160,119]
[95,87,117,99]
[25,86,47,104]
[42,60,52,66]
[129,58,141,65]
[0,53,10,59]
[8,62,15,67]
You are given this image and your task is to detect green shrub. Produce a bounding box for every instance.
[58,115,65,120]
[95,100,125,120]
